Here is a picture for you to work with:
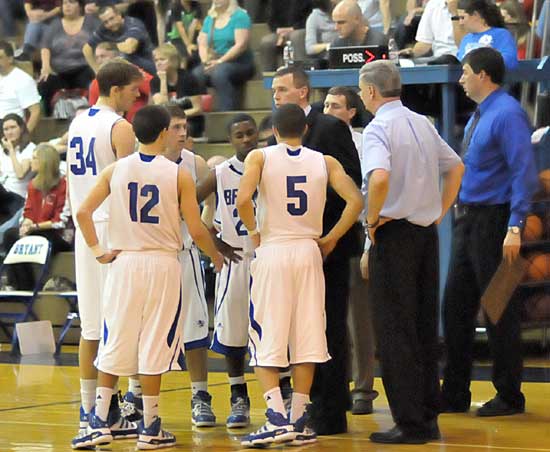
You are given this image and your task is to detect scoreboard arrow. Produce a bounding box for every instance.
[364,49,376,63]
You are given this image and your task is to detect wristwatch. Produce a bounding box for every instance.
[508,226,521,234]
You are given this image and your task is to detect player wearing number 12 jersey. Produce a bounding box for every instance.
[67,60,143,444]
[236,104,363,447]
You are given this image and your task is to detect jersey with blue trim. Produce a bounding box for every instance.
[108,153,182,251]
[177,148,197,249]
[214,156,254,248]
[67,105,123,223]
[257,143,327,244]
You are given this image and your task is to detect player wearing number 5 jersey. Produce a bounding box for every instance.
[67,60,143,444]
[237,104,363,447]
[74,106,223,450]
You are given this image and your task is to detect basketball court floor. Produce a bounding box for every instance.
[0,346,548,451]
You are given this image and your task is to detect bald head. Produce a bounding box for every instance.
[333,0,365,40]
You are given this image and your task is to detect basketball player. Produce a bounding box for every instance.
[237,104,363,447]
[72,105,224,449]
[162,104,217,426]
[196,114,259,428]
[67,59,142,440]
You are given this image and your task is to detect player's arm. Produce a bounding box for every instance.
[76,163,118,264]
[318,156,364,258]
[111,120,136,159]
[196,168,217,203]
[236,149,264,235]
[178,166,224,271]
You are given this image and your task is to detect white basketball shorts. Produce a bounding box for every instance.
[248,239,331,367]
[95,251,185,376]
[74,222,109,341]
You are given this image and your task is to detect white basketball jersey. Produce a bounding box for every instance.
[214,156,252,248]
[108,153,182,252]
[257,144,327,244]
[177,148,197,249]
[67,105,123,223]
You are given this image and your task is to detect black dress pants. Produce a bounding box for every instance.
[369,220,440,434]
[442,204,524,409]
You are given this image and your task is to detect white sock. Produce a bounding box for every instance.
[279,370,291,380]
[129,378,142,397]
[142,395,160,428]
[95,387,113,422]
[80,379,96,414]
[228,376,245,386]
[263,387,285,416]
[191,381,208,396]
[290,392,309,423]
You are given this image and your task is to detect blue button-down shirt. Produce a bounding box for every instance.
[459,89,539,227]
[362,100,462,227]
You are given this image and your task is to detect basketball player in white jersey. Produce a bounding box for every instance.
[196,113,259,428]
[162,104,217,426]
[237,104,363,447]
[72,105,223,449]
[67,59,143,440]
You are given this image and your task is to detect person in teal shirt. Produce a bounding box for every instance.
[193,0,255,111]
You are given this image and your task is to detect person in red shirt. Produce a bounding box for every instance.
[87,42,152,122]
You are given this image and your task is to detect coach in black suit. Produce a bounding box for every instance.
[268,66,362,434]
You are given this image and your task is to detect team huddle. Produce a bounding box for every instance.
[68,59,363,450]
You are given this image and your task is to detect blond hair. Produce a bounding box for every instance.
[153,43,181,69]
[207,0,240,18]
[32,143,61,193]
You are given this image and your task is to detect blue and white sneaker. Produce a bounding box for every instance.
[291,412,317,446]
[240,409,296,447]
[108,398,138,439]
[137,417,176,450]
[191,391,216,427]
[120,391,144,422]
[71,409,112,449]
[226,396,250,428]
[78,406,89,434]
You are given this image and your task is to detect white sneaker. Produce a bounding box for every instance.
[240,409,295,447]
[137,417,176,450]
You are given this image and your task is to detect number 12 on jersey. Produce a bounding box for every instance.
[128,182,160,224]
[287,175,308,216]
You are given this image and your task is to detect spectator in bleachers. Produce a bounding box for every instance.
[151,43,205,137]
[537,0,549,55]
[166,0,202,68]
[331,0,386,48]
[82,5,156,74]
[500,0,534,59]
[305,0,339,62]
[88,43,152,121]
[357,0,390,34]
[2,144,71,288]
[394,0,428,50]
[0,0,25,42]
[0,41,42,133]
[454,0,518,69]
[83,0,127,15]
[17,0,61,61]
[193,0,255,111]
[38,0,99,116]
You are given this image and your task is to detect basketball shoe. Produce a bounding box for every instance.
[240,409,296,447]
[137,417,176,450]
[191,391,216,427]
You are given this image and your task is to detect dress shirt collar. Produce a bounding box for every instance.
[374,99,403,117]
[478,88,505,115]
[303,105,312,117]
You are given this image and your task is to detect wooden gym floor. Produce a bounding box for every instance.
[0,349,549,451]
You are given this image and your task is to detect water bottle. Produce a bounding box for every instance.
[283,40,294,67]
[388,38,399,62]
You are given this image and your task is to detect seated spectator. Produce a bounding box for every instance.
[17,0,61,60]
[84,0,128,15]
[500,0,535,59]
[454,0,518,69]
[357,0,389,34]
[305,0,339,62]
[2,144,71,289]
[88,43,152,121]
[38,0,99,115]
[151,43,205,137]
[0,41,42,133]
[166,0,202,68]
[331,0,386,47]
[82,5,156,74]
[193,0,255,111]
[0,0,25,42]
[394,0,428,50]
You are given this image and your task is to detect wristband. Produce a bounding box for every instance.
[247,227,259,236]
[91,244,106,259]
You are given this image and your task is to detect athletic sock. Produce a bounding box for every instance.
[142,395,160,428]
[95,387,113,422]
[229,375,247,399]
[263,387,286,416]
[129,378,143,397]
[290,392,310,423]
[191,381,208,396]
[80,379,97,414]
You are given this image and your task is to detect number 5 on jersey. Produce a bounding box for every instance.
[287,175,308,216]
[70,136,97,176]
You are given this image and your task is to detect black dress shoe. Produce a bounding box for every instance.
[309,414,347,435]
[351,399,373,415]
[476,396,525,417]
[439,397,470,413]
[369,426,427,444]
[425,419,441,440]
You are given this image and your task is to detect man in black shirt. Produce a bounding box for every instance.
[331,0,386,48]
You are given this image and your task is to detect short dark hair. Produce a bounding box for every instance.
[258,114,272,132]
[98,4,119,17]
[97,59,143,97]
[226,113,256,135]
[0,40,14,58]
[164,103,187,120]
[327,86,361,111]
[459,0,506,27]
[132,105,171,144]
[62,0,86,16]
[274,66,311,100]
[463,47,505,85]
[273,104,307,138]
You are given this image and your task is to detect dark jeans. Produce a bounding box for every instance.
[0,0,24,38]
[127,0,158,46]
[369,220,440,434]
[442,204,525,409]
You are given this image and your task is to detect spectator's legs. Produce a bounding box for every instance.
[39,67,95,115]
[0,0,18,39]
[288,29,306,62]
[259,33,281,72]
[207,58,255,111]
[22,21,47,54]
[127,1,158,46]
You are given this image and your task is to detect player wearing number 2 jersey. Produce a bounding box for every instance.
[67,60,143,445]
[73,106,223,450]
[236,104,363,448]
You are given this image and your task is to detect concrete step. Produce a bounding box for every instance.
[242,80,272,110]
[194,142,235,161]
[204,109,270,142]
[250,23,269,52]
[32,118,69,144]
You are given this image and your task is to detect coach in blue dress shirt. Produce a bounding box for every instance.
[360,60,464,444]
[441,47,539,417]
